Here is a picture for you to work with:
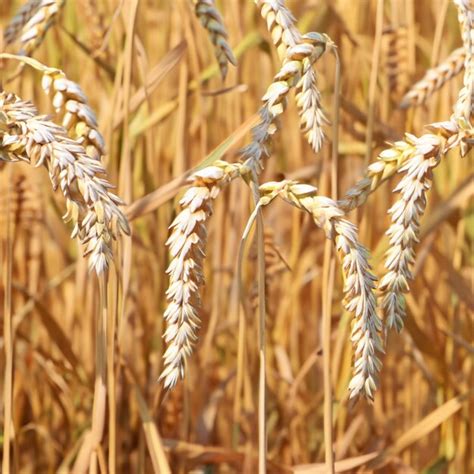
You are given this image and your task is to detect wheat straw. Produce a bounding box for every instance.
[0,92,129,275]
[259,180,383,400]
[193,0,236,79]
[161,160,241,389]
[400,48,466,109]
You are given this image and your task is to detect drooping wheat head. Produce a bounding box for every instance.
[241,33,329,174]
[400,48,466,109]
[5,0,65,56]
[192,0,237,79]
[259,180,383,400]
[161,160,242,389]
[0,92,129,275]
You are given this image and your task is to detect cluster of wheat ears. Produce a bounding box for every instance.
[0,0,472,472]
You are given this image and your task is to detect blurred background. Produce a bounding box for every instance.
[0,0,472,472]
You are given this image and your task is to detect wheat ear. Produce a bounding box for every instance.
[0,92,129,274]
[7,0,66,56]
[338,120,471,213]
[193,0,237,79]
[259,181,383,400]
[452,0,473,126]
[42,70,105,161]
[4,0,43,46]
[379,135,442,332]
[161,161,241,389]
[256,1,330,153]
[400,48,466,109]
[241,34,329,174]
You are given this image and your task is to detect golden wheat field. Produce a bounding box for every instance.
[0,0,472,473]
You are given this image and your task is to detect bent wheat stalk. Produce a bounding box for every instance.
[193,0,237,79]
[161,160,242,388]
[0,92,129,274]
[258,181,383,400]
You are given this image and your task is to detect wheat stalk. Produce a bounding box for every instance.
[192,0,237,79]
[400,48,466,109]
[5,0,65,56]
[0,92,129,274]
[258,180,383,400]
[161,160,242,389]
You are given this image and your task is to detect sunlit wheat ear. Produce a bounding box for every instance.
[338,122,471,214]
[240,34,329,174]
[6,0,65,56]
[255,0,301,57]
[0,92,130,275]
[42,70,105,161]
[378,134,443,332]
[193,0,236,79]
[259,181,383,400]
[161,161,241,389]
[452,0,473,126]
[4,0,42,46]
[295,33,331,153]
[400,48,466,109]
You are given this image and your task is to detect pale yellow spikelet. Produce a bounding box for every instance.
[193,0,236,79]
[400,48,466,109]
[160,160,241,389]
[0,92,130,275]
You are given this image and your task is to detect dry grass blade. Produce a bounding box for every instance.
[193,0,236,79]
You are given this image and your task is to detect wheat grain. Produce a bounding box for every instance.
[0,92,129,275]
[379,135,442,332]
[161,160,242,389]
[193,0,236,79]
[400,48,465,109]
[259,180,383,400]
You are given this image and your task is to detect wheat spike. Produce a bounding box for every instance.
[4,0,43,45]
[452,0,473,127]
[8,0,65,55]
[161,160,241,389]
[42,71,105,161]
[379,135,442,332]
[0,92,129,275]
[241,33,329,174]
[193,0,236,79]
[400,48,466,109]
[258,180,383,400]
[338,120,471,213]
